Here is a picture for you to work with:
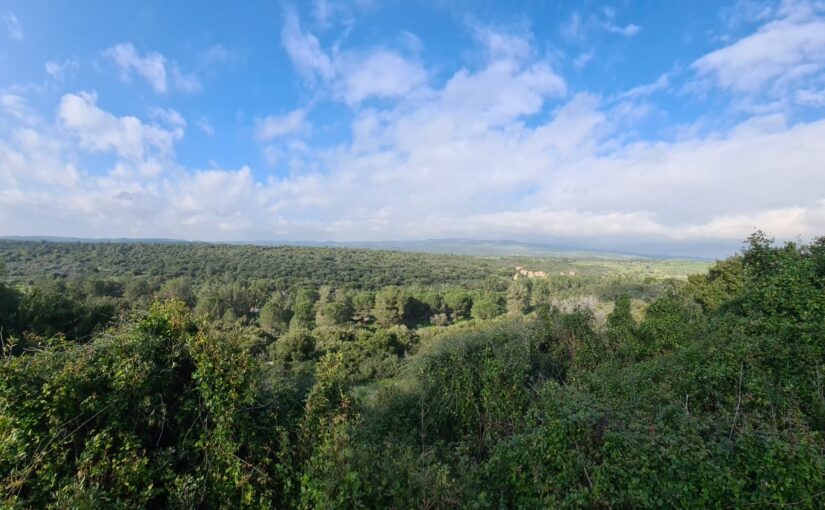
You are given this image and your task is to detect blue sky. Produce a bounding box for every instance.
[1,0,824,256]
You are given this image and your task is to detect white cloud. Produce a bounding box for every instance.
[337,50,428,105]
[281,7,335,82]
[280,8,428,106]
[45,58,79,80]
[693,5,825,99]
[796,87,825,105]
[150,108,187,139]
[561,12,583,40]
[196,116,215,136]
[399,31,423,54]
[561,10,641,41]
[1,129,80,188]
[170,65,201,92]
[103,43,199,93]
[1,94,40,124]
[2,11,22,41]
[58,91,183,160]
[3,9,825,256]
[604,22,641,37]
[471,23,533,62]
[104,43,167,93]
[619,74,670,99]
[3,82,824,253]
[198,44,233,65]
[255,108,309,141]
[573,51,594,69]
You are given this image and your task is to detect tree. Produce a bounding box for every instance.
[685,256,744,312]
[605,294,637,361]
[316,292,354,328]
[415,289,444,319]
[443,289,472,321]
[471,295,504,320]
[123,278,153,303]
[271,327,316,362]
[17,280,106,340]
[506,278,532,315]
[530,278,552,309]
[259,293,292,335]
[158,277,195,307]
[637,292,703,358]
[290,288,319,330]
[351,291,374,325]
[373,286,407,327]
[0,278,20,337]
[193,282,254,320]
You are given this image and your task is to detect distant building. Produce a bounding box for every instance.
[513,267,549,280]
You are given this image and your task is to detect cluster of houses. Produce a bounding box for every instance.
[513,266,576,280]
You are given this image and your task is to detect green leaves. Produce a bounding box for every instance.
[4,233,825,508]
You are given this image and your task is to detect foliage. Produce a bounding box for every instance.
[373,286,407,327]
[506,278,531,315]
[3,234,824,508]
[471,294,504,320]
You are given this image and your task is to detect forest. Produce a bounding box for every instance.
[0,233,823,508]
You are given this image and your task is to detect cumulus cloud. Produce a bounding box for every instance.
[58,91,183,160]
[2,81,823,253]
[104,43,200,93]
[337,51,428,105]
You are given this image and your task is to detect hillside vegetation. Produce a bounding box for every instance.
[0,233,822,508]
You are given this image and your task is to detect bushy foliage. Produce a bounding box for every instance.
[3,234,825,508]
[471,294,504,320]
[0,300,294,508]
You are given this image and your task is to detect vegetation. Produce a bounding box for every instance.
[1,234,823,508]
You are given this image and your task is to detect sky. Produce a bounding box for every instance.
[1,0,824,257]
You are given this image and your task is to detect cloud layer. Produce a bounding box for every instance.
[1,1,825,257]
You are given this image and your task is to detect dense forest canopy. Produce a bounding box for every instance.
[0,240,706,287]
[0,234,823,508]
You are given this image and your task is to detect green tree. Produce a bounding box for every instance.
[530,278,552,309]
[351,291,374,325]
[605,294,637,361]
[157,277,195,307]
[506,278,532,315]
[443,289,472,321]
[123,278,153,303]
[685,256,744,312]
[259,293,292,335]
[316,291,354,328]
[637,292,703,358]
[373,286,408,327]
[471,294,504,320]
[290,288,319,330]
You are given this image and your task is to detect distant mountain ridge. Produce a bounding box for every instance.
[0,236,703,260]
[0,236,192,244]
[251,239,653,259]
